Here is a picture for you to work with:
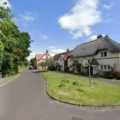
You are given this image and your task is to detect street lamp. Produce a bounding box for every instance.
[82,58,99,87]
[89,58,99,87]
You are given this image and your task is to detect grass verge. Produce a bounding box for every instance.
[18,65,26,72]
[41,71,120,106]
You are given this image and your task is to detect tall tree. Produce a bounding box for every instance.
[0,2,32,76]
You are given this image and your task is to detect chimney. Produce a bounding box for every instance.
[46,50,48,59]
[97,34,103,39]
[67,49,69,52]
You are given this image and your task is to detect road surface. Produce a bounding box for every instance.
[0,70,120,120]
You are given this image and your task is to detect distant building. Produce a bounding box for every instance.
[35,50,51,70]
[54,49,72,71]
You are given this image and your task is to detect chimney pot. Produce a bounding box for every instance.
[97,34,103,38]
[67,49,69,52]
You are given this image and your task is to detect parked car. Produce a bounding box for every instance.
[28,66,33,70]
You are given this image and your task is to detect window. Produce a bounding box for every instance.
[104,65,107,70]
[108,65,111,70]
[101,52,103,57]
[101,65,103,69]
[104,52,107,57]
[101,51,107,57]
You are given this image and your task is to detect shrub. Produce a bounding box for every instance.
[48,65,56,71]
[111,67,120,80]
[104,71,114,79]
[64,67,69,72]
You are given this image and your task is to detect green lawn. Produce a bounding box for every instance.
[41,71,120,106]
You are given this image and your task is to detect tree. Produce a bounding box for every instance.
[46,58,54,66]
[30,58,36,66]
[0,2,32,77]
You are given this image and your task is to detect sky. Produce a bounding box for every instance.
[0,0,120,60]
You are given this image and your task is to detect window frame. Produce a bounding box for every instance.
[104,65,107,70]
[104,52,107,57]
[101,52,104,57]
[101,65,103,69]
[108,65,111,70]
[101,51,107,57]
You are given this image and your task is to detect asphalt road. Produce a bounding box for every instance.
[0,70,120,120]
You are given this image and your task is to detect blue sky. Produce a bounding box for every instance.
[1,0,120,60]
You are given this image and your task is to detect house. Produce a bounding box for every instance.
[68,35,120,76]
[35,50,51,70]
[54,49,72,71]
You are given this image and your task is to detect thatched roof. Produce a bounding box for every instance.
[70,35,120,57]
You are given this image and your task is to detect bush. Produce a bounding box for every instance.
[69,70,74,73]
[104,71,114,79]
[81,67,89,76]
[48,65,56,71]
[64,67,69,72]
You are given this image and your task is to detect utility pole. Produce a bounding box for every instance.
[89,65,91,87]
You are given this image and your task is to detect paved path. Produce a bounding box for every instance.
[54,71,120,86]
[0,70,120,120]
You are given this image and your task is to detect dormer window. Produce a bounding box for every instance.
[101,52,103,57]
[104,52,107,57]
[101,51,107,57]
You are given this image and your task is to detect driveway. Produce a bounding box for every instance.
[0,70,120,120]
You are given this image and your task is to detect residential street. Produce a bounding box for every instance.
[0,70,120,120]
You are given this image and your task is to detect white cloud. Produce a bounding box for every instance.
[48,46,66,56]
[0,0,12,8]
[58,0,102,39]
[103,4,113,10]
[20,12,37,22]
[89,35,98,41]
[40,34,48,39]
[88,34,105,41]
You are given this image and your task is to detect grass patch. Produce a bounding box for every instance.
[18,65,26,72]
[41,71,120,106]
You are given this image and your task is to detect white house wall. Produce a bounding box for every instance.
[68,50,120,73]
[55,57,64,71]
[68,57,74,67]
[37,59,46,65]
[95,50,119,58]
[95,50,120,71]
[36,55,51,66]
